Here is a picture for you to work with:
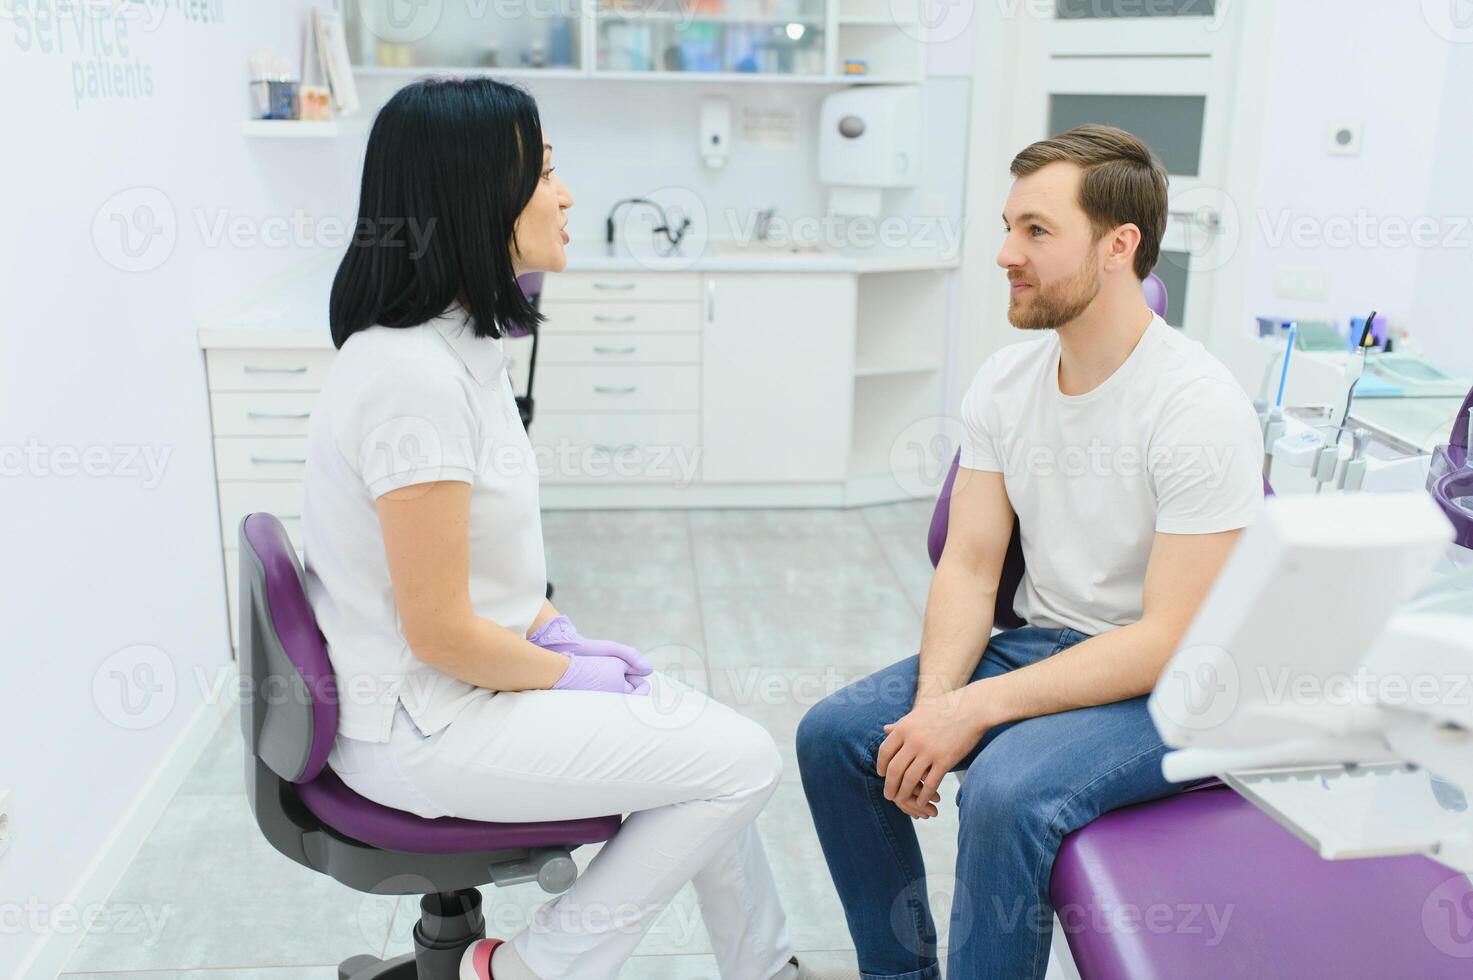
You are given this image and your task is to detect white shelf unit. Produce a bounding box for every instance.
[241,120,341,138]
[342,0,924,84]
[845,269,950,504]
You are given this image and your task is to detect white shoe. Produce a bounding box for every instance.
[789,955,863,980]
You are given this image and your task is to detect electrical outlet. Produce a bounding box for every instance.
[0,789,11,860]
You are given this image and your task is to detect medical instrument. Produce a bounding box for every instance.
[604,197,693,257]
[1257,326,1298,476]
[1149,491,1472,869]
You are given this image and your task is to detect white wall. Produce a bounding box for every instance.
[1,5,974,974]
[1413,38,1473,376]
[0,2,338,974]
[345,71,972,259]
[1238,0,1470,375]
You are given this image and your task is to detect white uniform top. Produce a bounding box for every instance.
[959,313,1265,636]
[302,306,546,742]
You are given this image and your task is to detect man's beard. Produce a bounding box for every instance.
[1007,252,1102,331]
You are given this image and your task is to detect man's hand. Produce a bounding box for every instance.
[876,687,990,819]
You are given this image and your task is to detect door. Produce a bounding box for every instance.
[1007,1,1246,340]
[700,273,856,483]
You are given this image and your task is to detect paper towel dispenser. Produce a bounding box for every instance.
[819,85,921,188]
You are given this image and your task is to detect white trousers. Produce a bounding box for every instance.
[326,671,796,980]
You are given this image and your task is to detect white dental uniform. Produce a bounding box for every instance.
[300,305,795,980]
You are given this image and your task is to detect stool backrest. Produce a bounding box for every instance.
[503,272,545,339]
[238,513,338,784]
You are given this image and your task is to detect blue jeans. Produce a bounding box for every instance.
[796,627,1189,980]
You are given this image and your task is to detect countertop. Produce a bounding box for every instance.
[197,245,959,348]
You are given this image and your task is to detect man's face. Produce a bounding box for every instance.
[997,161,1104,331]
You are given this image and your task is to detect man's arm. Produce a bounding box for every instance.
[875,466,1014,818]
[879,525,1241,818]
[962,527,1241,727]
[915,467,1016,699]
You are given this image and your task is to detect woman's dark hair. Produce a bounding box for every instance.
[329,76,545,348]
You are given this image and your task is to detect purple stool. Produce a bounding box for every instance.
[238,513,619,980]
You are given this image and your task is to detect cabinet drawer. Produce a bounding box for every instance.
[541,302,698,333]
[531,413,702,484]
[218,482,305,547]
[215,437,309,481]
[211,392,318,436]
[543,273,699,303]
[536,365,699,411]
[539,334,699,365]
[206,349,335,391]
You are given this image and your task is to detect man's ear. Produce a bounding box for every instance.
[1104,222,1142,274]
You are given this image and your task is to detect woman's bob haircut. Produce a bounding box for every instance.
[329,76,545,349]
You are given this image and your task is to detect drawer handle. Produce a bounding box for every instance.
[593,314,637,323]
[247,410,311,420]
[593,282,636,291]
[591,443,638,455]
[242,365,308,375]
[593,345,638,355]
[593,385,637,395]
[249,455,307,465]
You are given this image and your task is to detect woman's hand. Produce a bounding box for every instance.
[551,654,648,695]
[532,616,653,694]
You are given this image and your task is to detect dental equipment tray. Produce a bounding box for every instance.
[1223,762,1473,862]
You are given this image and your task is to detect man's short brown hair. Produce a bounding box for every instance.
[1010,125,1168,280]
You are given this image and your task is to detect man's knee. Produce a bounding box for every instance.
[955,755,1055,836]
[796,692,866,776]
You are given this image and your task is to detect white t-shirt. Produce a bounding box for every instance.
[958,313,1264,636]
[302,306,547,743]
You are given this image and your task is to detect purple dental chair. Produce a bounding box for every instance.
[1428,382,1473,550]
[237,513,620,979]
[923,274,1472,978]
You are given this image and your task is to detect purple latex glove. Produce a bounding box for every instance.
[551,654,643,695]
[529,616,654,679]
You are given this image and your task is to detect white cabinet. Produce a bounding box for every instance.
[700,273,855,483]
[200,264,951,644]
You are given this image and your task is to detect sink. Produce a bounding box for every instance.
[709,239,834,257]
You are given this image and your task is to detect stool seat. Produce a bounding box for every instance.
[1051,784,1472,979]
[297,766,621,855]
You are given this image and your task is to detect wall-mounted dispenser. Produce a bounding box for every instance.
[700,96,732,169]
[818,85,921,217]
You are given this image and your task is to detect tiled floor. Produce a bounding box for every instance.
[61,503,971,979]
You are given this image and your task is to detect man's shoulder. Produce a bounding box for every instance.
[1141,318,1250,408]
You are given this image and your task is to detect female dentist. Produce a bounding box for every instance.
[299,77,839,980]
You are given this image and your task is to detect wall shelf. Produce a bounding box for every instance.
[241,120,340,138]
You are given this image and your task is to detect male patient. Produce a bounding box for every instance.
[796,125,1264,980]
